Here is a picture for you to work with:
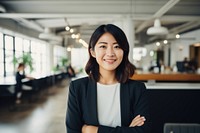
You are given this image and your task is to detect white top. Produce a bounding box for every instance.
[97,82,121,127]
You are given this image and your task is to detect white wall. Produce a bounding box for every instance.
[170,29,200,67]
[71,48,88,72]
[142,29,200,70]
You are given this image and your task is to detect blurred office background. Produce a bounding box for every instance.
[0,0,200,133]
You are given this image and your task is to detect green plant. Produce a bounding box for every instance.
[13,53,34,72]
[60,57,69,67]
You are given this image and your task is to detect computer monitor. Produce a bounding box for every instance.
[176,61,184,72]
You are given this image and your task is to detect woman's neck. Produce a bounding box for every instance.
[98,70,118,85]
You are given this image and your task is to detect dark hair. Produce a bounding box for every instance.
[18,63,25,68]
[85,24,135,83]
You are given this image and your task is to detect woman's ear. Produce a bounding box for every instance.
[90,48,96,58]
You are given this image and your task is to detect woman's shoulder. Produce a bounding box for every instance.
[126,79,146,91]
[69,76,94,95]
[70,76,93,89]
[127,79,145,85]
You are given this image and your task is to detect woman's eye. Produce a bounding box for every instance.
[114,45,120,49]
[99,45,106,48]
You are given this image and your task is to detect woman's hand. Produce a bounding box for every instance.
[81,115,145,133]
[129,115,146,127]
[82,125,98,133]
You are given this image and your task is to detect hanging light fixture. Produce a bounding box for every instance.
[147,19,169,35]
[39,27,63,42]
[64,18,71,31]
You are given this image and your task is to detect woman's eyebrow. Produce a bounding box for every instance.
[98,42,118,44]
[98,41,107,44]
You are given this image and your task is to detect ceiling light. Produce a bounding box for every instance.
[67,47,71,52]
[70,29,74,33]
[163,40,168,44]
[156,42,160,46]
[39,28,62,42]
[147,19,169,35]
[150,51,154,56]
[65,26,70,31]
[176,34,180,38]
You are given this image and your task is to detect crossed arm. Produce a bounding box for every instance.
[82,115,146,133]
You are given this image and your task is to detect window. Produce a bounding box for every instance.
[1,31,50,77]
[14,37,23,68]
[54,45,67,68]
[23,39,30,52]
[15,37,23,52]
[4,35,14,76]
[31,41,48,76]
[71,48,88,71]
[5,35,13,50]
[0,32,4,76]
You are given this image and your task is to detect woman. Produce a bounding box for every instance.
[15,63,34,104]
[66,24,150,133]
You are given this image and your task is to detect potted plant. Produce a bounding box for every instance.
[60,57,69,67]
[13,53,34,73]
[52,57,69,73]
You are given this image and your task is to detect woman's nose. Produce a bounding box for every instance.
[106,47,115,57]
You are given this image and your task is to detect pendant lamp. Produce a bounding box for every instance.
[147,19,169,35]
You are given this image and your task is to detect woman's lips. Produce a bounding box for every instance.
[104,59,116,63]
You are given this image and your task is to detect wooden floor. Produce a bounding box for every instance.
[0,79,69,133]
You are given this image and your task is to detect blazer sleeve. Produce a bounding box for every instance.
[66,81,83,133]
[98,82,151,133]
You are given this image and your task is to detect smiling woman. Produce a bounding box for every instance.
[66,24,151,133]
[90,32,124,74]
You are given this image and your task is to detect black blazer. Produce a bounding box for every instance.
[66,77,151,133]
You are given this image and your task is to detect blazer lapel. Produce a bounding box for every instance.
[86,79,99,125]
[120,82,131,126]
[85,79,131,126]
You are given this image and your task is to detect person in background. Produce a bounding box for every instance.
[67,64,76,78]
[183,57,190,72]
[189,57,198,73]
[15,63,34,104]
[66,24,150,133]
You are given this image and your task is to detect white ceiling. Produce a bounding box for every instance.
[0,0,200,46]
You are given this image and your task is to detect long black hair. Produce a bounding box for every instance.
[85,24,135,83]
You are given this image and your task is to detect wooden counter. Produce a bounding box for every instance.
[131,73,200,82]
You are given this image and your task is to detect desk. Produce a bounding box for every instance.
[145,82,200,89]
[131,73,200,82]
[0,72,67,97]
[131,73,200,133]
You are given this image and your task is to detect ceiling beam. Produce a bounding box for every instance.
[153,0,180,18]
[168,21,200,35]
[13,18,44,32]
[135,0,180,33]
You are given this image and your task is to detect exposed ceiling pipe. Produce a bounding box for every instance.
[169,21,200,34]
[136,0,180,33]
[153,0,180,18]
[0,4,6,13]
[39,27,63,42]
[0,5,44,32]
[14,18,44,32]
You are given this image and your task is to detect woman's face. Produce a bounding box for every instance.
[90,32,123,73]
